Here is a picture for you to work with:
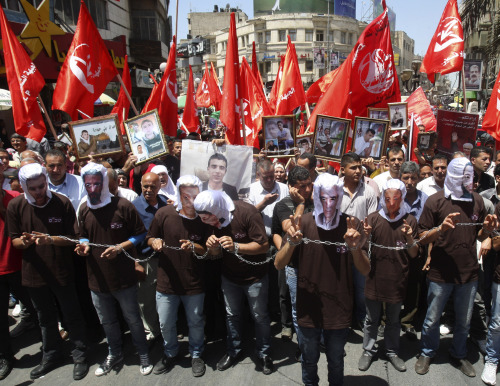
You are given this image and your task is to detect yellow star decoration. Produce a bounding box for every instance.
[19,0,65,58]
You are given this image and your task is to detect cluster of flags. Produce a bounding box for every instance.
[3,0,500,148]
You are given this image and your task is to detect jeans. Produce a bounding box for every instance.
[352,263,366,323]
[221,274,271,358]
[420,280,477,359]
[297,326,349,386]
[278,268,292,329]
[91,285,148,357]
[485,282,500,364]
[285,266,299,337]
[137,258,161,338]
[28,283,87,363]
[156,292,205,358]
[363,298,402,356]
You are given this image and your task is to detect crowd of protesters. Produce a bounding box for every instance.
[2,123,500,386]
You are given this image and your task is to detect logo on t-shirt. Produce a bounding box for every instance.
[190,234,202,241]
[110,222,123,229]
[234,232,247,239]
[48,217,62,223]
[396,240,406,248]
[471,214,479,222]
[336,245,348,254]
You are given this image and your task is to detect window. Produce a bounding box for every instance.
[305,60,313,71]
[1,0,20,11]
[258,32,264,44]
[279,30,286,42]
[348,33,353,45]
[316,30,324,41]
[54,0,107,29]
[305,30,313,42]
[132,11,168,43]
[289,29,297,41]
[340,31,346,44]
[265,31,271,43]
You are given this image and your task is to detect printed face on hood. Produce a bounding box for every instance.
[26,174,49,206]
[320,187,338,224]
[84,173,104,205]
[384,188,403,219]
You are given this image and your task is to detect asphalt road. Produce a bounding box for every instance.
[5,313,495,386]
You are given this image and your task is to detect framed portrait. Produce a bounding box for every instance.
[262,115,296,157]
[312,115,350,161]
[69,114,125,161]
[351,117,390,161]
[57,132,73,147]
[123,109,169,165]
[417,132,437,151]
[388,102,408,130]
[296,134,314,155]
[313,47,325,69]
[368,107,389,120]
[464,60,482,91]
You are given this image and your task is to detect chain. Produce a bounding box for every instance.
[223,246,276,265]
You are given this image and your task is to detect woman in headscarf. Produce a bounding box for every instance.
[150,165,177,205]
[274,162,287,184]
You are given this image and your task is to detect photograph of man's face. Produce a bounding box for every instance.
[299,138,311,153]
[84,173,103,205]
[141,119,156,140]
[207,155,227,184]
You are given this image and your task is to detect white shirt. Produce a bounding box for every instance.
[416,176,444,197]
[373,171,393,192]
[117,186,138,202]
[248,181,289,237]
[48,173,85,211]
[354,136,371,156]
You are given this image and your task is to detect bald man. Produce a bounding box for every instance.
[132,173,169,343]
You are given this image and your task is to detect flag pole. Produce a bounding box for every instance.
[175,0,179,42]
[461,66,468,111]
[117,74,139,116]
[37,96,58,139]
[239,99,247,146]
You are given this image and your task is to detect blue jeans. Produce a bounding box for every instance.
[352,263,366,323]
[285,266,299,337]
[486,282,500,364]
[297,326,349,386]
[91,285,148,357]
[420,280,477,359]
[221,274,271,358]
[156,292,205,358]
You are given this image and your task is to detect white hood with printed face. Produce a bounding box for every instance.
[313,173,344,230]
[193,189,234,228]
[19,163,52,208]
[444,157,474,202]
[379,179,408,223]
[81,162,111,209]
[176,175,203,212]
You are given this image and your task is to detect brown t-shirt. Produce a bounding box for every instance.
[418,191,485,284]
[7,193,77,288]
[365,212,418,304]
[147,205,209,295]
[214,201,268,285]
[78,197,146,293]
[293,212,360,330]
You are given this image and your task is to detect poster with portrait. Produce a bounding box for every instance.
[417,132,437,151]
[436,110,478,157]
[69,114,124,161]
[180,139,254,200]
[330,51,340,70]
[296,134,314,155]
[388,102,408,130]
[464,60,482,91]
[368,107,389,120]
[312,115,350,161]
[313,47,325,69]
[123,109,169,165]
[351,117,390,161]
[262,115,296,157]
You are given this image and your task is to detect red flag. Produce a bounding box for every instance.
[211,63,220,88]
[407,87,437,162]
[220,13,242,145]
[269,56,284,114]
[0,4,46,141]
[309,5,400,131]
[420,0,464,83]
[252,41,265,90]
[52,1,118,119]
[272,36,306,115]
[305,67,340,105]
[111,55,131,134]
[196,62,221,110]
[183,66,199,132]
[240,57,272,148]
[142,37,178,137]
[482,67,500,141]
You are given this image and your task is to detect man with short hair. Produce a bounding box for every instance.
[354,128,375,157]
[147,175,209,377]
[142,119,163,156]
[45,149,85,211]
[471,146,495,193]
[161,138,181,184]
[75,163,153,377]
[401,161,429,221]
[297,153,318,182]
[202,153,238,200]
[108,168,138,202]
[7,163,88,381]
[419,164,432,181]
[0,148,11,190]
[416,154,448,197]
[373,147,404,191]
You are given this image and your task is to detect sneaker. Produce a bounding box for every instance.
[482,362,498,385]
[387,354,406,372]
[261,356,274,375]
[358,352,374,371]
[440,324,452,336]
[139,354,153,376]
[281,327,293,340]
[95,354,124,376]
[192,358,206,377]
[10,319,36,338]
[12,304,21,317]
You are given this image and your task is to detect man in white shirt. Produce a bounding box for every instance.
[416,154,447,197]
[107,168,138,202]
[373,147,404,191]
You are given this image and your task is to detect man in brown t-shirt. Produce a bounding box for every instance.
[415,157,497,377]
[275,173,370,386]
[7,163,88,381]
[75,163,152,377]
[193,190,273,374]
[146,175,209,377]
